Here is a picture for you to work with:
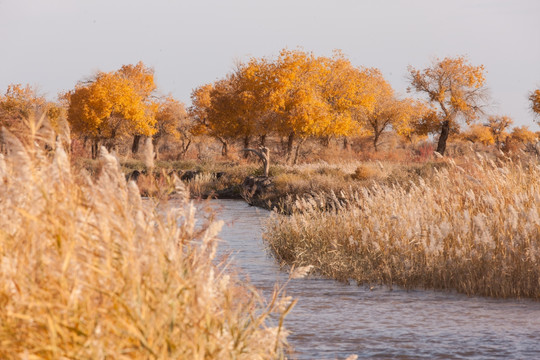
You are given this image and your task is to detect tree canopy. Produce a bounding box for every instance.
[408,56,489,155]
[530,89,540,121]
[67,63,157,157]
[189,48,410,160]
[0,84,64,144]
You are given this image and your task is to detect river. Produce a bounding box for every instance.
[197,199,540,359]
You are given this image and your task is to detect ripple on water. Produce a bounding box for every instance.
[186,199,540,360]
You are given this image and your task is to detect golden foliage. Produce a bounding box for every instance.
[155,96,189,140]
[0,84,65,144]
[487,115,513,148]
[189,48,393,155]
[67,65,157,142]
[355,72,429,150]
[408,56,487,122]
[154,96,193,158]
[460,124,495,145]
[530,89,540,120]
[0,84,46,120]
[511,125,537,144]
[408,56,489,154]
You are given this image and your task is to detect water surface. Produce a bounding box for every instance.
[197,199,540,359]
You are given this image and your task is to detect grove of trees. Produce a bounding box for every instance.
[190,49,435,162]
[1,51,539,162]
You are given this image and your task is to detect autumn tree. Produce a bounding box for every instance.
[263,49,328,161]
[510,125,537,144]
[352,70,426,151]
[190,80,244,157]
[319,53,378,149]
[530,89,540,121]
[408,56,489,155]
[461,124,495,145]
[67,70,156,159]
[265,49,378,162]
[117,62,158,153]
[190,48,410,162]
[0,84,64,149]
[154,96,192,159]
[487,115,513,149]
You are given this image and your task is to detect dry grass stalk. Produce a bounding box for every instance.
[0,126,290,359]
[264,155,540,299]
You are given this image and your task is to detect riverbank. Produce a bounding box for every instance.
[77,156,451,212]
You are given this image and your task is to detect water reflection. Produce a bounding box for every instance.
[192,199,540,360]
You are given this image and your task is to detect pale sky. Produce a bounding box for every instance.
[1,0,539,129]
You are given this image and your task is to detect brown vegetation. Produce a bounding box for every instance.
[264,154,540,299]
[0,125,292,359]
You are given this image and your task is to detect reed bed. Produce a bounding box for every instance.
[264,154,540,299]
[0,128,291,359]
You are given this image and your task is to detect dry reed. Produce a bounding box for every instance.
[264,155,540,299]
[0,126,291,359]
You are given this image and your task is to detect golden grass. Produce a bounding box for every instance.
[264,154,540,299]
[0,128,291,359]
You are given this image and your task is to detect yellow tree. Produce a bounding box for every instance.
[530,89,540,121]
[190,82,237,157]
[319,53,377,148]
[0,84,46,120]
[190,59,275,157]
[154,96,192,159]
[267,49,330,161]
[352,70,425,151]
[235,57,276,148]
[487,115,513,149]
[67,71,156,158]
[116,62,157,153]
[408,56,489,155]
[511,125,537,144]
[461,124,495,145]
[0,84,64,147]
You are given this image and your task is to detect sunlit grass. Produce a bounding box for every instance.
[264,154,540,299]
[0,127,291,359]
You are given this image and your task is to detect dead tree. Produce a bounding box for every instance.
[241,147,270,177]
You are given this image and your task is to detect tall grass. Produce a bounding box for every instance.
[0,128,291,359]
[264,155,540,299]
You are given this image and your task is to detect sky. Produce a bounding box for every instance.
[1,0,539,129]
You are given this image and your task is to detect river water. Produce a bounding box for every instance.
[197,199,540,359]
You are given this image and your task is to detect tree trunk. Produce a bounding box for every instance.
[221,141,228,157]
[320,136,330,147]
[91,139,99,159]
[132,135,141,154]
[260,134,266,147]
[243,136,250,159]
[293,138,306,165]
[373,133,380,152]
[177,139,192,160]
[152,137,160,160]
[242,147,270,177]
[436,120,450,155]
[286,132,295,161]
[343,137,349,150]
